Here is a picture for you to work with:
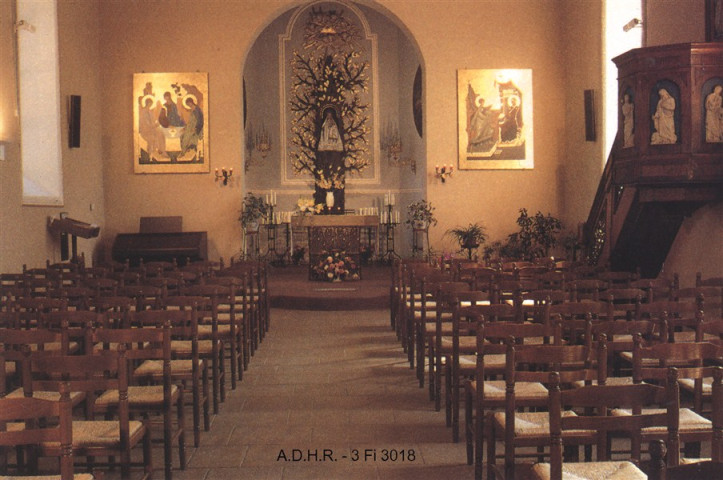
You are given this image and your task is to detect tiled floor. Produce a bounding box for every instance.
[159,308,472,480]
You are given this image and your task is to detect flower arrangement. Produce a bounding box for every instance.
[311,251,359,282]
[296,196,323,215]
[315,169,346,190]
[239,192,269,230]
[405,199,437,228]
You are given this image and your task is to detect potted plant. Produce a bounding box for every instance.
[446,222,487,259]
[405,199,437,230]
[506,208,563,260]
[239,192,269,232]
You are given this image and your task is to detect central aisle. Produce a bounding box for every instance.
[182,308,474,480]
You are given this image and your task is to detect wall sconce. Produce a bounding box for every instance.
[215,167,233,186]
[435,164,453,183]
[381,121,416,173]
[255,124,272,157]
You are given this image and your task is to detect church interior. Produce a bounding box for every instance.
[1,1,722,479]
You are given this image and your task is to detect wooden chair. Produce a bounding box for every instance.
[1,327,88,413]
[648,367,723,479]
[568,279,605,302]
[598,270,637,288]
[464,317,563,480]
[677,320,723,414]
[28,351,152,480]
[14,297,68,330]
[219,263,265,355]
[675,286,723,321]
[604,288,648,322]
[162,295,225,415]
[592,316,667,378]
[549,300,607,345]
[435,290,490,435]
[487,340,607,480]
[131,308,210,447]
[91,321,185,480]
[530,369,680,480]
[630,275,677,302]
[182,283,241,388]
[405,268,448,371]
[630,337,722,458]
[0,382,94,480]
[423,280,471,396]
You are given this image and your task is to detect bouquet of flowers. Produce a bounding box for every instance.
[312,251,359,282]
[296,196,323,215]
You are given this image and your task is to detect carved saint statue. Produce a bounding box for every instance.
[651,89,677,145]
[318,110,344,152]
[705,85,722,143]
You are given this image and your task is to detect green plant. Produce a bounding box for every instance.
[405,200,437,228]
[446,222,487,259]
[506,208,563,260]
[239,192,269,229]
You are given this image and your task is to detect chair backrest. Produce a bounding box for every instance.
[696,273,723,288]
[633,336,722,412]
[675,286,723,320]
[604,288,648,321]
[591,317,667,354]
[546,368,678,480]
[89,321,172,411]
[508,340,606,387]
[568,279,606,302]
[0,382,74,480]
[29,350,129,427]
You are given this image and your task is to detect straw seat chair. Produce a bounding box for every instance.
[91,320,185,480]
[487,340,607,480]
[131,308,209,448]
[0,382,99,480]
[530,369,680,480]
[27,351,152,480]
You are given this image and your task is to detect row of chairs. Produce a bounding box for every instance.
[390,257,723,479]
[1,258,271,480]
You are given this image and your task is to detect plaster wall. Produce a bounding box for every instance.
[0,0,105,272]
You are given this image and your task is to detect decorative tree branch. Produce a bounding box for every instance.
[289,44,370,187]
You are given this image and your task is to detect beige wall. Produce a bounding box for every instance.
[645,0,706,46]
[0,0,718,276]
[0,0,105,272]
[94,0,587,261]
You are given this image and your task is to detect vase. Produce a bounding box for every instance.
[325,191,335,209]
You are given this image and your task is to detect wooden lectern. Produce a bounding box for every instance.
[47,216,100,261]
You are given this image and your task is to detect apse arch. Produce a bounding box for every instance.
[241,0,426,225]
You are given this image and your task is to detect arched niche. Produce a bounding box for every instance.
[242,0,425,232]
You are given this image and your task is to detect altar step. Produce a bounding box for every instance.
[268,265,391,311]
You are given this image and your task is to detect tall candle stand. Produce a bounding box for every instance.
[381,195,401,264]
[264,192,279,263]
[265,205,277,261]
